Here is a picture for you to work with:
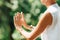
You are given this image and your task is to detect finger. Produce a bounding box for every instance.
[14,14,21,27]
[14,12,22,26]
[17,14,21,21]
[17,12,21,19]
[17,12,22,19]
[21,12,24,18]
[14,16,18,23]
[14,12,20,16]
[14,16,20,27]
[14,16,17,26]
[14,14,22,26]
[14,12,21,21]
[16,12,20,16]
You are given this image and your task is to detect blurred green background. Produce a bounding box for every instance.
[0,0,60,40]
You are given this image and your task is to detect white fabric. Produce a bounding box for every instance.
[41,3,60,40]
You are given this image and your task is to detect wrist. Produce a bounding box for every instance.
[19,27,23,32]
[22,22,27,27]
[30,25,35,31]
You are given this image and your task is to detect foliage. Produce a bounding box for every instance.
[0,0,60,40]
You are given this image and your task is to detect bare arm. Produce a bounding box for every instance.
[27,12,53,40]
[14,12,53,40]
[19,12,52,40]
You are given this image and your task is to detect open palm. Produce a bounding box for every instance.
[14,12,26,28]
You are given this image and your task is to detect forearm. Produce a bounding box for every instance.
[27,13,52,39]
[19,27,31,38]
[23,23,35,31]
[20,26,39,40]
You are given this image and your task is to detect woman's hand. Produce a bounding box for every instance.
[13,12,26,29]
[13,12,34,31]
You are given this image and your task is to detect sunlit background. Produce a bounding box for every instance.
[0,0,60,40]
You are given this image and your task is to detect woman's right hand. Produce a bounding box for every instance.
[13,12,26,29]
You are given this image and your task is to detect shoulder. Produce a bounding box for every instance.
[40,12,53,25]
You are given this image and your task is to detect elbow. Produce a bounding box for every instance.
[26,35,34,40]
[26,37,34,40]
[26,36,31,40]
[26,35,35,40]
[25,34,32,40]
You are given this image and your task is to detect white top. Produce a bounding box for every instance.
[41,3,60,40]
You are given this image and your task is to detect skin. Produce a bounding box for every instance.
[14,0,56,40]
[14,12,33,30]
